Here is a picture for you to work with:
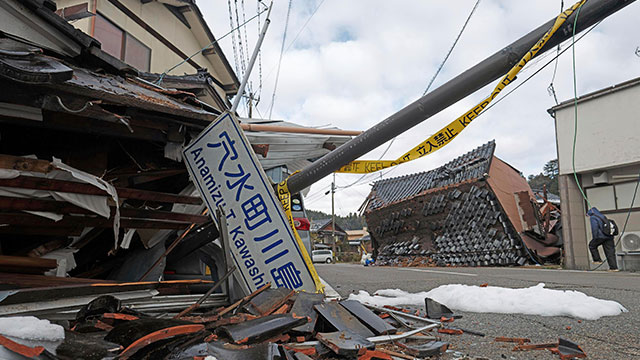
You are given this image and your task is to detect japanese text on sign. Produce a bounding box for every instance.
[183,113,319,293]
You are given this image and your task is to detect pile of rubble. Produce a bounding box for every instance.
[0,282,591,360]
[0,283,464,359]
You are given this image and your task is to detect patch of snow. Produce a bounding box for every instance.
[320,277,341,300]
[348,283,627,320]
[0,316,65,341]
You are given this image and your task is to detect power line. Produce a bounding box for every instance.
[547,0,564,105]
[337,136,397,190]
[227,0,241,79]
[283,0,326,54]
[255,0,264,104]
[267,0,293,119]
[259,0,326,113]
[335,20,600,194]
[422,0,481,96]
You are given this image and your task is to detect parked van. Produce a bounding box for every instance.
[312,249,334,263]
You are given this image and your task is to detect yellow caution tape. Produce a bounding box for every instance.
[276,178,325,293]
[336,0,586,174]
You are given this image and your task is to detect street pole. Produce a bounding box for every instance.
[286,0,635,195]
[331,173,337,256]
[231,3,272,114]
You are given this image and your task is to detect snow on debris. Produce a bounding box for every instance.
[348,283,628,320]
[0,316,65,341]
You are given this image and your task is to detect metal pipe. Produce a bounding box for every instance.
[367,323,440,344]
[363,304,440,325]
[240,123,361,136]
[287,0,635,194]
[231,3,272,113]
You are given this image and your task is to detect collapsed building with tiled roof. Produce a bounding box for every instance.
[362,141,562,267]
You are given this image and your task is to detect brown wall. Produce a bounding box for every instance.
[486,156,534,233]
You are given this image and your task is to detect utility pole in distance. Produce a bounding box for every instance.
[326,173,337,257]
[331,173,337,257]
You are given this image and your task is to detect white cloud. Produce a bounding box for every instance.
[200,0,640,215]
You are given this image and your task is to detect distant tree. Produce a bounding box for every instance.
[543,159,559,179]
[304,209,366,230]
[528,159,559,194]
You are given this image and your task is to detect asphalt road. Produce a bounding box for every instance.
[316,264,640,359]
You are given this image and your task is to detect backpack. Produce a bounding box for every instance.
[594,213,619,237]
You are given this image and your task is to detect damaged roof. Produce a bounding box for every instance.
[365,140,496,211]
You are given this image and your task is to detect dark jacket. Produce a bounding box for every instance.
[587,207,612,240]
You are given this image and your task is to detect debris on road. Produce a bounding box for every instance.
[494,336,531,345]
[0,282,479,359]
[513,338,587,359]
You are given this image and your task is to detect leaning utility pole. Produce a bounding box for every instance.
[286,0,635,195]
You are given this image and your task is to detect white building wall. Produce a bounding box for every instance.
[554,82,640,176]
[552,78,640,270]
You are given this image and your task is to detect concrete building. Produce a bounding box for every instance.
[549,77,640,271]
[51,0,239,110]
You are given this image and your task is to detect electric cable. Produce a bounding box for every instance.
[258,0,326,109]
[336,19,601,192]
[423,0,481,96]
[337,136,398,190]
[155,6,267,85]
[591,169,640,271]
[282,0,326,54]
[570,3,591,209]
[228,0,241,78]
[255,0,264,103]
[547,0,564,105]
[267,0,293,119]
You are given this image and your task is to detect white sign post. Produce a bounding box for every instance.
[183,112,317,293]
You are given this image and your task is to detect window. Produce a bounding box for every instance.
[615,182,640,209]
[93,14,151,72]
[94,13,123,59]
[586,186,616,211]
[124,34,151,72]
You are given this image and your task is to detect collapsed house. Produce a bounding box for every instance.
[0,0,353,289]
[362,141,563,267]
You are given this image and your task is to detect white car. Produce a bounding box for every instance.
[312,249,334,263]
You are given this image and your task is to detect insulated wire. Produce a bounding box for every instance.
[283,0,327,54]
[256,0,264,103]
[332,18,601,200]
[337,136,398,190]
[228,0,241,78]
[570,4,591,209]
[547,0,563,105]
[267,0,293,119]
[258,0,326,113]
[155,7,267,85]
[591,169,640,271]
[423,0,481,96]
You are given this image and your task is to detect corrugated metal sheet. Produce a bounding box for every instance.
[244,131,351,171]
[366,141,496,211]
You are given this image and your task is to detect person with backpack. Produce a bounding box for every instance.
[587,207,619,271]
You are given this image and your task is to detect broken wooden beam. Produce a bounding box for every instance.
[0,213,194,230]
[0,176,202,204]
[0,255,57,274]
[0,196,209,223]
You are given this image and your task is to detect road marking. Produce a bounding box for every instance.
[398,268,478,277]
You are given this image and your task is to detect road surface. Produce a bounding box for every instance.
[317,264,640,359]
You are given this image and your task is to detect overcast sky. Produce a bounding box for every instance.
[199,1,640,216]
